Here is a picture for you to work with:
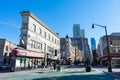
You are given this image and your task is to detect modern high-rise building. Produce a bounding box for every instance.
[73,24,91,60]
[91,38,96,50]
[73,24,80,38]
[80,29,85,38]
[90,38,98,65]
[71,37,91,60]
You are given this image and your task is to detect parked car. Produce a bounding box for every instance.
[2,64,11,70]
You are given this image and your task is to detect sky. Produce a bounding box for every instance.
[0,0,120,47]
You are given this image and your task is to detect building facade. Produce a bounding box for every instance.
[90,38,99,65]
[73,24,80,38]
[20,11,60,66]
[71,37,91,61]
[80,29,85,38]
[91,38,96,51]
[60,35,83,64]
[0,39,17,67]
[98,33,120,67]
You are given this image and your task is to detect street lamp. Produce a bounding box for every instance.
[74,44,77,65]
[92,23,112,72]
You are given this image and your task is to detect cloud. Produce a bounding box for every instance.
[0,20,20,28]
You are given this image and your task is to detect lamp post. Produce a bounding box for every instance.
[75,44,76,61]
[74,44,77,65]
[92,23,112,72]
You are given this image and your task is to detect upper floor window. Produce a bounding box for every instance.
[6,46,8,51]
[44,31,46,38]
[118,46,120,52]
[31,24,36,32]
[39,28,42,35]
[112,45,116,52]
[52,36,54,42]
[48,34,50,40]
[44,43,46,52]
[55,39,56,44]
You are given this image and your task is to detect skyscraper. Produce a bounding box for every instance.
[80,29,85,38]
[91,38,97,65]
[73,24,80,38]
[91,38,96,50]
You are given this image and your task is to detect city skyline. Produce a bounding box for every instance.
[0,0,120,46]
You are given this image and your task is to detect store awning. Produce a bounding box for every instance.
[11,49,45,58]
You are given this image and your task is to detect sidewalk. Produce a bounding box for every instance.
[104,68,120,79]
[0,67,56,78]
[93,68,120,79]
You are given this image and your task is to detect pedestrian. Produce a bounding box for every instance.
[53,62,56,70]
[41,62,45,70]
[28,62,30,70]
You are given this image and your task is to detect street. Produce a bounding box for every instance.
[0,65,120,80]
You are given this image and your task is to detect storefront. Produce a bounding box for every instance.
[100,53,120,68]
[10,48,45,71]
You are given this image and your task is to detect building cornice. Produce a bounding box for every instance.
[20,11,60,39]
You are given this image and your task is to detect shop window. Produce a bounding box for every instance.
[20,58,22,63]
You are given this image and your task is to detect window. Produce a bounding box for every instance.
[44,43,46,52]
[55,50,57,56]
[40,43,42,50]
[55,39,56,44]
[117,45,120,52]
[48,34,50,40]
[4,53,7,56]
[6,46,8,51]
[52,36,54,42]
[44,31,46,38]
[31,40,34,48]
[37,43,40,49]
[31,24,36,32]
[112,46,116,52]
[39,28,42,35]
[31,40,43,50]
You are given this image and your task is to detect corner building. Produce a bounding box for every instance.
[20,11,60,66]
[99,33,120,67]
[0,39,17,67]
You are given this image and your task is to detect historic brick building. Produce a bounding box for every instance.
[0,39,17,67]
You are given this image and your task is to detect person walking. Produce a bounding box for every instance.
[53,61,56,70]
[41,62,45,70]
[28,62,30,70]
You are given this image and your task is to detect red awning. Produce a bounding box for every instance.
[11,49,45,58]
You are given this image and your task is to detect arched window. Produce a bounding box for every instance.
[4,53,7,56]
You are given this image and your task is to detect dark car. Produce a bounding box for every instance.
[2,64,11,70]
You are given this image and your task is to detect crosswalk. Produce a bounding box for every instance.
[61,68,86,72]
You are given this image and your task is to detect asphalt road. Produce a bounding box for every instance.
[0,67,117,80]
